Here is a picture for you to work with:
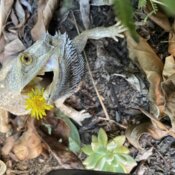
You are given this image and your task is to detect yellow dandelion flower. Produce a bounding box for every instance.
[25,88,53,120]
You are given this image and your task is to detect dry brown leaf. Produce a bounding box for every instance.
[38,134,83,169]
[4,38,25,57]
[10,9,19,26]
[31,0,59,41]
[21,0,32,12]
[126,121,169,150]
[0,160,6,175]
[13,118,43,160]
[0,31,25,62]
[79,0,90,29]
[145,4,171,32]
[14,0,26,28]
[163,55,175,80]
[0,0,14,36]
[125,32,164,116]
[0,109,11,133]
[2,135,18,156]
[36,111,71,145]
[162,74,175,130]
[135,147,153,161]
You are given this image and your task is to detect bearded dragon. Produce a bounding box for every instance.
[0,23,125,125]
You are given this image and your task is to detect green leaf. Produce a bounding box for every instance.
[160,0,175,16]
[42,123,52,135]
[113,135,126,146]
[81,126,136,173]
[83,153,104,169]
[107,140,117,151]
[115,154,137,173]
[92,135,98,143]
[81,145,93,155]
[113,0,139,42]
[115,154,129,165]
[119,154,137,164]
[56,111,81,153]
[69,137,81,153]
[98,128,108,146]
[103,163,116,172]
[138,0,147,8]
[96,157,107,170]
[114,164,125,173]
[91,142,106,153]
[112,158,126,173]
[113,146,129,154]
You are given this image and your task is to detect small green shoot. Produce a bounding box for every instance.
[82,128,137,173]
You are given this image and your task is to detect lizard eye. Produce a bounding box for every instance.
[20,53,33,65]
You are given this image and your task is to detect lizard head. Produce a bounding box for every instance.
[3,34,55,93]
[0,32,84,114]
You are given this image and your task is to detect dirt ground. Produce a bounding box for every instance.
[1,0,175,175]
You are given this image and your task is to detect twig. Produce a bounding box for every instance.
[72,11,110,120]
[98,117,127,129]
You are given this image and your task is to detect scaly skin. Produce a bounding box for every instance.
[0,23,125,124]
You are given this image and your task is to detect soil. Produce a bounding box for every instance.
[1,0,175,175]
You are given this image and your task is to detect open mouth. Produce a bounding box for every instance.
[21,52,59,97]
[22,70,54,94]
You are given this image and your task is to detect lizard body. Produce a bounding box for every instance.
[0,24,125,124]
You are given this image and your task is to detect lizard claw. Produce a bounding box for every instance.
[70,109,91,126]
[105,21,126,42]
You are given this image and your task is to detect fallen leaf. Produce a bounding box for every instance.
[162,74,175,130]
[20,0,32,12]
[13,118,43,160]
[0,31,25,62]
[136,164,147,175]
[126,121,169,150]
[4,38,25,58]
[79,0,90,29]
[0,0,14,36]
[135,147,153,161]
[40,111,70,145]
[113,73,147,92]
[145,4,171,32]
[10,9,19,26]
[31,0,59,41]
[125,32,164,116]
[0,109,11,133]
[163,55,175,80]
[0,160,6,175]
[14,0,26,28]
[40,135,83,169]
[2,135,17,156]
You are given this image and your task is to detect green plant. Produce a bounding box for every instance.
[138,0,168,22]
[113,0,175,42]
[113,0,139,42]
[81,128,137,173]
[138,0,175,16]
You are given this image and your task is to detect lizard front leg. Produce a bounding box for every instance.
[54,95,91,125]
[73,22,126,53]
